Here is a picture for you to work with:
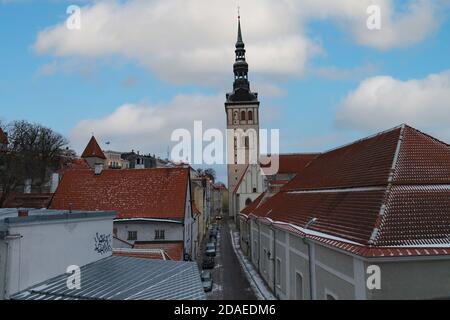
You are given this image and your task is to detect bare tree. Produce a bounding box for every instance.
[0,121,68,206]
[196,168,216,182]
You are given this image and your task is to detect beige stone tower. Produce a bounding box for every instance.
[225,16,261,218]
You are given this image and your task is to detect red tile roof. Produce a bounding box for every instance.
[192,203,201,216]
[133,241,184,261]
[0,128,7,145]
[233,164,249,193]
[240,192,266,216]
[50,167,190,220]
[261,153,320,175]
[59,158,90,175]
[284,128,401,190]
[246,125,450,257]
[81,136,106,159]
[3,193,53,209]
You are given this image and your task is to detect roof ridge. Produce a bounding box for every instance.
[404,124,450,148]
[319,124,404,156]
[233,164,250,193]
[369,124,406,245]
[263,152,321,156]
[81,136,106,159]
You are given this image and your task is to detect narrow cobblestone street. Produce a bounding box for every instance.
[205,219,257,300]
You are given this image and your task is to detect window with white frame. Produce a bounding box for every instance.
[127,231,137,241]
[155,229,165,240]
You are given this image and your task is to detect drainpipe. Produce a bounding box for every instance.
[257,220,261,273]
[247,218,251,259]
[271,224,277,299]
[302,218,317,300]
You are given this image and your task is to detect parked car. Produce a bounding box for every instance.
[201,271,213,292]
[215,215,223,221]
[209,229,218,239]
[202,256,215,269]
[205,242,216,256]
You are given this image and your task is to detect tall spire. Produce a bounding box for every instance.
[236,14,244,46]
[226,13,258,103]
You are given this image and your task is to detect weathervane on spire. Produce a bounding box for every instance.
[238,5,240,19]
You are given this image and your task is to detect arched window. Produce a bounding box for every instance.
[248,110,253,121]
[241,110,246,121]
[245,198,252,206]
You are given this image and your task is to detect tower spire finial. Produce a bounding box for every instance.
[236,8,243,46]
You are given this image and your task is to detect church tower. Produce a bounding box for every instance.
[225,15,261,218]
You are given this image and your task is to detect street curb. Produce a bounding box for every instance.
[228,223,276,300]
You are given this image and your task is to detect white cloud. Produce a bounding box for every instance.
[298,0,442,50]
[33,0,448,86]
[70,93,224,156]
[34,0,318,86]
[335,70,450,132]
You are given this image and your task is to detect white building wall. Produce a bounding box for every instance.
[2,216,113,299]
[114,221,183,243]
[248,218,360,300]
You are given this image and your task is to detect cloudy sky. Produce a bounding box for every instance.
[1,0,450,183]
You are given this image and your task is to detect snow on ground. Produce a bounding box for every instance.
[228,222,276,300]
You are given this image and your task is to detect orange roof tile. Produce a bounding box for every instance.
[133,241,184,261]
[261,153,320,175]
[81,136,106,159]
[248,125,450,256]
[50,167,190,220]
[0,127,8,145]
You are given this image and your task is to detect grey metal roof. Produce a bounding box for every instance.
[11,255,205,300]
[0,208,116,225]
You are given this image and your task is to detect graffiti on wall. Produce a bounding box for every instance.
[94,233,112,255]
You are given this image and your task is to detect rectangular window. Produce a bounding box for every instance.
[127,231,137,241]
[155,229,165,240]
[296,272,303,300]
[263,249,267,273]
[276,258,282,286]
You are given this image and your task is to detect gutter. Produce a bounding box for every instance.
[302,218,317,300]
[271,224,277,299]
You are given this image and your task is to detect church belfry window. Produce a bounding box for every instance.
[241,110,246,121]
[248,110,253,121]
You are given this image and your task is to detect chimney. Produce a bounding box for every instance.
[50,173,60,193]
[24,178,32,194]
[94,163,104,175]
[18,209,29,217]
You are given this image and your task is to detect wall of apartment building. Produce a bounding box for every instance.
[1,214,114,299]
[114,221,183,244]
[192,184,206,243]
[246,217,450,300]
[247,218,367,300]
[0,240,6,299]
[364,259,450,300]
[239,217,251,256]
